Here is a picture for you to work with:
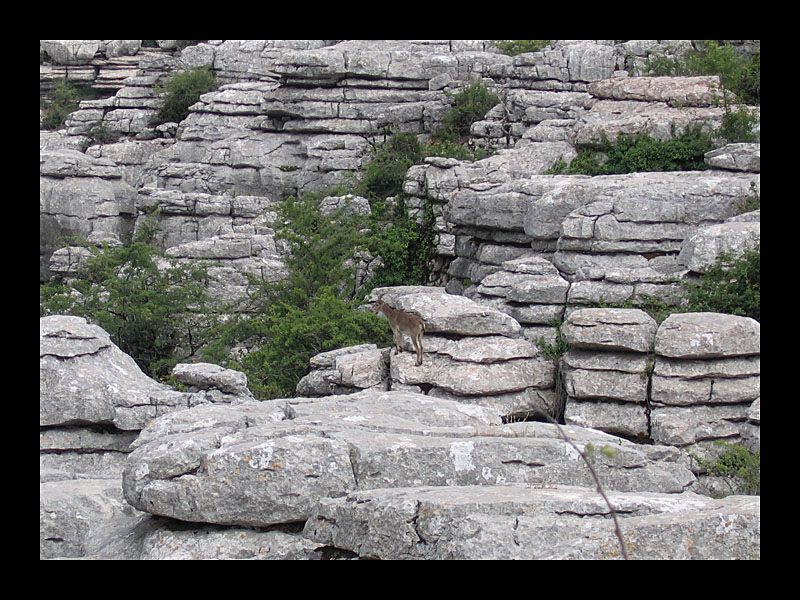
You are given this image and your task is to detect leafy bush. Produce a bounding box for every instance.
[367,197,435,288]
[434,80,500,143]
[40,237,216,380]
[565,125,713,175]
[152,67,216,126]
[271,190,371,306]
[694,441,760,496]
[358,133,423,201]
[682,240,760,321]
[646,40,760,105]
[230,287,391,399]
[423,138,492,161]
[207,192,393,399]
[40,80,81,130]
[494,40,550,56]
[687,41,760,105]
[718,104,759,143]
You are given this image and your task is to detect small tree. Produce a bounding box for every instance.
[682,240,760,322]
[152,67,217,126]
[40,237,216,380]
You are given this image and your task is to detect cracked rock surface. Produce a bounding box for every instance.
[122,390,696,528]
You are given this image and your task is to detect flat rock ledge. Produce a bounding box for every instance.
[122,390,696,528]
[305,485,760,560]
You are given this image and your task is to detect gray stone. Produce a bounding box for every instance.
[655,312,760,359]
[587,75,727,107]
[677,221,760,273]
[561,308,657,353]
[304,485,759,560]
[704,143,760,172]
[172,362,252,397]
[40,477,144,559]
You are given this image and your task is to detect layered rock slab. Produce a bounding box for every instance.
[122,391,695,528]
[304,484,760,560]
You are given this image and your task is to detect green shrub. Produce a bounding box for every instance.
[85,120,121,145]
[358,133,423,202]
[231,287,391,399]
[434,80,500,143]
[566,125,713,175]
[682,240,760,321]
[366,197,435,288]
[152,67,216,125]
[694,441,760,496]
[206,191,394,399]
[270,190,370,307]
[40,80,81,130]
[40,238,216,380]
[494,40,550,56]
[718,104,759,143]
[687,41,760,105]
[645,40,760,105]
[423,138,492,161]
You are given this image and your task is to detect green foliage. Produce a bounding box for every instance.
[358,82,499,201]
[272,191,370,306]
[358,133,423,201]
[423,138,492,161]
[40,80,81,130]
[434,80,500,143]
[494,40,550,56]
[534,323,570,360]
[40,237,216,380]
[694,442,760,496]
[718,104,759,143]
[230,287,391,399]
[367,197,435,288]
[208,192,395,399]
[84,120,122,146]
[566,125,713,175]
[645,40,760,105]
[687,41,760,105]
[682,240,760,321]
[152,67,217,126]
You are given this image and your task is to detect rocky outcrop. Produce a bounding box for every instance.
[43,40,760,310]
[305,485,759,560]
[40,314,759,559]
[40,40,761,559]
[560,308,657,439]
[39,316,258,557]
[39,149,137,280]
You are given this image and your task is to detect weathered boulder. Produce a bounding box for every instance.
[561,308,657,353]
[122,390,696,528]
[39,316,249,484]
[304,484,759,560]
[40,149,137,280]
[587,75,728,107]
[40,316,194,431]
[560,309,657,438]
[677,220,760,273]
[650,313,760,453]
[704,143,760,172]
[361,287,563,416]
[172,362,253,398]
[296,344,390,396]
[527,171,760,245]
[40,477,146,559]
[654,312,760,360]
[472,255,570,345]
[41,40,102,65]
[571,99,727,146]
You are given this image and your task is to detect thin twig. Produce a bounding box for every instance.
[538,411,630,560]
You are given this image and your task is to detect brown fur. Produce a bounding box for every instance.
[372,299,425,366]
